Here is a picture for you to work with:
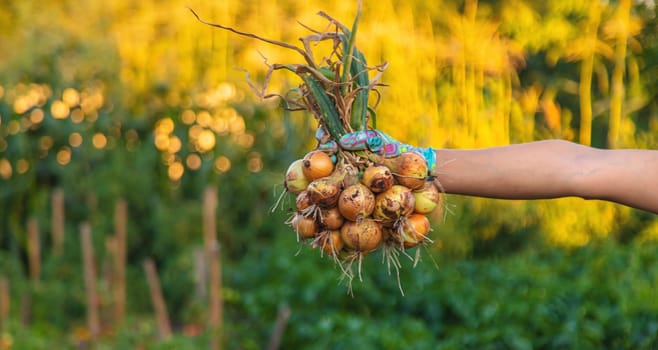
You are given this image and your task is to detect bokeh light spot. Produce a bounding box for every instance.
[156,117,175,135]
[211,117,228,134]
[186,153,202,170]
[154,133,170,151]
[189,125,203,139]
[56,147,71,165]
[16,159,29,174]
[237,133,255,148]
[29,109,44,124]
[51,100,70,119]
[0,159,12,179]
[181,109,196,125]
[63,88,80,107]
[70,108,84,123]
[217,82,236,101]
[168,161,184,181]
[69,132,83,147]
[197,111,212,127]
[13,97,31,114]
[80,91,104,114]
[92,133,107,149]
[168,135,182,154]
[196,129,216,152]
[214,156,231,173]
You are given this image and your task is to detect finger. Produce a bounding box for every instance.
[315,127,331,143]
[365,130,385,153]
[317,140,338,153]
[379,142,404,157]
[368,130,407,157]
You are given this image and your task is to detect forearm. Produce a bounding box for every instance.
[434,140,658,214]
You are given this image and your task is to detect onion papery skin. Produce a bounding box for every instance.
[373,185,415,225]
[361,165,394,193]
[389,152,428,190]
[394,214,431,248]
[306,176,342,208]
[340,220,383,252]
[319,207,344,230]
[285,159,310,194]
[413,181,441,214]
[290,214,318,239]
[302,150,334,181]
[338,184,375,222]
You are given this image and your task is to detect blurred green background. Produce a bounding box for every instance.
[1,0,658,348]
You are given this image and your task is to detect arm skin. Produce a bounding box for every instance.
[434,140,658,215]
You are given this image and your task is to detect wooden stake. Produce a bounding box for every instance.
[203,186,223,350]
[203,186,217,249]
[113,199,127,327]
[267,305,291,350]
[143,258,172,340]
[26,218,41,285]
[81,222,100,340]
[194,248,207,300]
[208,245,223,350]
[51,188,65,255]
[0,276,8,333]
[20,293,30,326]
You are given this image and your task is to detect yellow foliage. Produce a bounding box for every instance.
[538,198,630,247]
[637,221,658,243]
[1,0,654,247]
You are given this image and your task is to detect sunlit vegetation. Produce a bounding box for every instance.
[1,0,658,348]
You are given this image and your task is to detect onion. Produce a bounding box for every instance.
[285,159,310,194]
[361,165,394,193]
[290,213,318,239]
[317,230,344,256]
[394,214,430,248]
[319,207,344,230]
[338,184,375,221]
[295,190,313,212]
[373,185,415,225]
[340,219,382,252]
[306,176,342,208]
[413,181,441,214]
[302,150,334,180]
[387,152,428,190]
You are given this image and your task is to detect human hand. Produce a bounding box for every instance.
[316,127,437,175]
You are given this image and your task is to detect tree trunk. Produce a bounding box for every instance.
[608,0,631,148]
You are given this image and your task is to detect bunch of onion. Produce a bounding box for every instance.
[284,147,443,292]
